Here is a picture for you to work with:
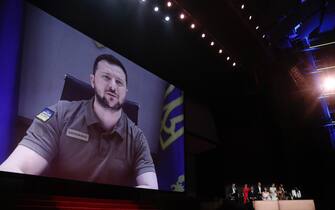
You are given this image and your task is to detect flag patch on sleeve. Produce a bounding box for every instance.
[36,108,54,122]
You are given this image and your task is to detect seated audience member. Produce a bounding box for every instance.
[242,184,250,204]
[269,183,278,200]
[277,185,285,200]
[226,183,239,200]
[297,189,302,198]
[248,186,257,201]
[279,184,287,199]
[290,187,301,199]
[255,182,263,200]
[262,187,271,200]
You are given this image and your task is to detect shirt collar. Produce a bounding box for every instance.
[85,98,100,126]
[85,97,127,141]
[113,111,127,141]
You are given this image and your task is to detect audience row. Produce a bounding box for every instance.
[225,182,302,204]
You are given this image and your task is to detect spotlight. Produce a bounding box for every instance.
[167,1,172,7]
[226,56,230,61]
[255,26,259,30]
[233,62,236,67]
[210,41,215,46]
[241,4,245,9]
[201,33,206,38]
[321,77,335,94]
[219,49,223,54]
[180,13,185,19]
[262,34,266,38]
[249,15,252,20]
[165,16,170,22]
[154,6,159,12]
[190,23,195,29]
[141,0,146,2]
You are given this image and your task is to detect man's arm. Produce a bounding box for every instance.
[0,145,48,175]
[136,171,158,189]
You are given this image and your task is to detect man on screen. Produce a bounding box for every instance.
[0,54,158,189]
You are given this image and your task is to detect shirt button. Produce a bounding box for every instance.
[99,138,109,157]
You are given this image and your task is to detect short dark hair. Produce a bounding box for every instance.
[93,54,128,84]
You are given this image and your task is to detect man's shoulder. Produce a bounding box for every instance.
[123,113,138,129]
[57,99,88,106]
[55,100,89,109]
[123,113,145,138]
[52,99,90,118]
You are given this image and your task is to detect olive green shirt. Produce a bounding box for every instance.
[19,98,155,187]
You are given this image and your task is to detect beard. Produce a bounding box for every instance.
[95,89,123,111]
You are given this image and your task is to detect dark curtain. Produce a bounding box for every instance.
[0,0,23,162]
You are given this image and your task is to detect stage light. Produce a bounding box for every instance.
[249,15,252,20]
[137,0,243,68]
[321,77,335,94]
[256,25,259,30]
[262,34,266,38]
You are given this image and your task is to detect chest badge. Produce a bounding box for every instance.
[66,128,89,142]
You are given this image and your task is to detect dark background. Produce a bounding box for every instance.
[11,0,335,209]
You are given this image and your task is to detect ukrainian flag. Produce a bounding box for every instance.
[157,84,185,192]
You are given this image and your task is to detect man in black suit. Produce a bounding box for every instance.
[255,182,263,200]
[225,183,239,200]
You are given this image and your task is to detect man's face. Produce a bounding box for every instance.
[90,60,127,110]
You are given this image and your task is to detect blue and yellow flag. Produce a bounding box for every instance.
[157,84,185,192]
